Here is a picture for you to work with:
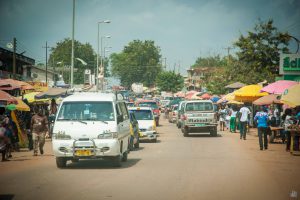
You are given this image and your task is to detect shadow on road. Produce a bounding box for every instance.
[66,158,141,169]
[0,195,14,200]
[186,133,222,138]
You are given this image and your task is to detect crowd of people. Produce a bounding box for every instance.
[0,98,58,161]
[218,103,300,151]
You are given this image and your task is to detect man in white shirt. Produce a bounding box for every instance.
[239,104,251,140]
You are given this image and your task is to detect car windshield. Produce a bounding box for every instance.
[130,110,153,120]
[57,101,115,121]
[185,102,213,111]
[138,102,158,109]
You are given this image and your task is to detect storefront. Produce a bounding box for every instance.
[279,53,300,81]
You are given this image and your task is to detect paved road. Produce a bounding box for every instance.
[1,117,300,200]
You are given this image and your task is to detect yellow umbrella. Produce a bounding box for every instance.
[23,92,49,103]
[16,99,30,111]
[234,84,268,102]
[280,83,300,107]
[227,100,243,105]
[216,92,235,104]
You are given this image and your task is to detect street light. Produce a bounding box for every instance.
[97,20,111,91]
[100,36,111,91]
[102,47,112,91]
[75,58,87,66]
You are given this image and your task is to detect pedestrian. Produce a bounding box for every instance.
[225,105,231,130]
[230,106,237,133]
[31,108,48,156]
[254,106,269,150]
[282,108,293,151]
[239,103,251,140]
[218,105,226,131]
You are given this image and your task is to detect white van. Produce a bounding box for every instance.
[52,92,130,168]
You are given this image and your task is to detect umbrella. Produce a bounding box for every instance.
[185,92,200,100]
[225,82,246,89]
[174,91,185,97]
[0,90,18,104]
[5,104,17,111]
[217,93,235,104]
[234,85,268,102]
[260,80,298,94]
[210,95,220,103]
[190,93,202,100]
[15,99,30,111]
[0,79,34,90]
[201,93,211,100]
[253,94,282,106]
[23,92,49,104]
[227,100,243,105]
[280,84,300,107]
[35,88,68,99]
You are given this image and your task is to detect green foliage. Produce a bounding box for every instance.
[156,71,184,93]
[232,19,290,83]
[49,38,110,84]
[110,40,162,88]
[192,55,227,68]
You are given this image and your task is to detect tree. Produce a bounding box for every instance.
[191,55,226,68]
[232,19,290,83]
[48,38,110,84]
[156,71,184,93]
[110,40,162,88]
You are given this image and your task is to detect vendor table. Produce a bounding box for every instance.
[289,129,300,156]
[269,126,284,143]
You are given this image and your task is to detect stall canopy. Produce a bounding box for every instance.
[210,95,220,103]
[225,82,246,89]
[23,92,49,103]
[217,92,235,104]
[0,79,34,90]
[201,93,211,100]
[260,80,298,95]
[280,84,300,107]
[15,99,30,111]
[253,94,282,105]
[0,90,18,105]
[35,88,68,99]
[234,85,268,102]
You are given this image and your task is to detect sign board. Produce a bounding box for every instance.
[84,69,91,75]
[279,53,300,75]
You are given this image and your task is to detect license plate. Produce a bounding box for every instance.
[75,150,92,156]
[195,123,205,127]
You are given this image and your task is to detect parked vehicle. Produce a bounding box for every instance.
[180,100,218,137]
[168,104,178,123]
[126,102,135,108]
[52,93,130,168]
[128,112,140,150]
[176,101,187,128]
[131,83,143,95]
[135,100,160,126]
[128,107,157,142]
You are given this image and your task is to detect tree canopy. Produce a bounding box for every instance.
[48,38,110,84]
[156,71,184,93]
[110,40,162,88]
[191,55,227,68]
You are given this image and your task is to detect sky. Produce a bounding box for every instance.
[0,0,299,76]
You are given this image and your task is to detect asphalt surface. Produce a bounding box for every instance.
[1,116,300,200]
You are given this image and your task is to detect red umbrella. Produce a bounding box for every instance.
[201,93,211,100]
[0,90,18,105]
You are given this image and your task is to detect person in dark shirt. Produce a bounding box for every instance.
[31,108,48,156]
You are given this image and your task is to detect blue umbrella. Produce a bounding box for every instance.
[211,96,220,103]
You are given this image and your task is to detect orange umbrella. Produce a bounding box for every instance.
[0,90,18,105]
[253,94,282,105]
[0,79,34,90]
[201,93,211,99]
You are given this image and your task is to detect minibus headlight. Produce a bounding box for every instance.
[97,132,118,139]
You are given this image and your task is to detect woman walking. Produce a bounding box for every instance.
[254,106,269,150]
[230,107,237,133]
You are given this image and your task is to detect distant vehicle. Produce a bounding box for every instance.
[55,80,70,88]
[176,101,187,128]
[52,93,130,168]
[135,100,160,126]
[180,100,218,137]
[160,100,170,113]
[129,107,157,142]
[131,83,143,94]
[126,102,135,108]
[168,104,179,123]
[128,112,140,150]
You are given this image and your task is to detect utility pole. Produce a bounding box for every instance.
[12,37,17,77]
[223,47,233,63]
[178,60,181,74]
[42,41,51,85]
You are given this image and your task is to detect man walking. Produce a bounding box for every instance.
[31,108,48,156]
[254,106,269,150]
[239,103,251,140]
